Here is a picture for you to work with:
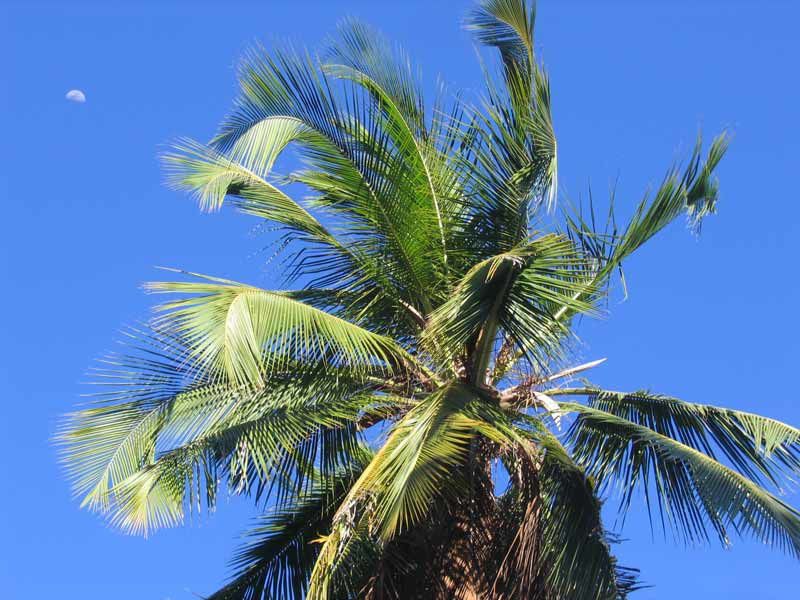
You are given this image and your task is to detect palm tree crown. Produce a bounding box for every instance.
[60,1,800,598]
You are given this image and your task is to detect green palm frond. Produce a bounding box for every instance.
[106,386,383,535]
[307,383,525,598]
[464,0,557,231]
[58,326,206,512]
[564,402,800,555]
[215,44,445,313]
[536,433,641,599]
[339,384,489,541]
[562,133,729,313]
[550,387,800,489]
[145,271,418,388]
[322,19,454,275]
[163,137,331,237]
[424,249,528,376]
[208,449,372,600]
[59,324,402,535]
[467,0,535,77]
[604,132,729,278]
[425,234,596,380]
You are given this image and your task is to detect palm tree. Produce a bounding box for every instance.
[60,1,800,598]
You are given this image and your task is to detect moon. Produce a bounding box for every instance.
[65,89,86,103]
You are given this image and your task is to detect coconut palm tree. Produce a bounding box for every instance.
[60,1,800,598]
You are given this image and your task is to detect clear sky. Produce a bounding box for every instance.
[1,1,799,598]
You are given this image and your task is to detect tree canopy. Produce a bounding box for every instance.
[60,1,800,598]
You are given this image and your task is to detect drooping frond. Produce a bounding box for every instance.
[487,409,643,600]
[536,433,641,599]
[564,402,800,555]
[58,322,407,535]
[105,385,385,535]
[207,450,371,600]
[163,137,332,239]
[58,326,204,514]
[549,387,800,490]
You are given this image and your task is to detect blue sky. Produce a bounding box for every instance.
[1,0,799,598]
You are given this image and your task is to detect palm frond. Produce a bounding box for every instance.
[322,19,453,275]
[563,402,800,555]
[425,234,596,380]
[463,0,557,234]
[562,132,729,316]
[307,383,525,599]
[466,0,535,76]
[536,433,642,599]
[163,137,331,237]
[106,385,385,535]
[215,44,446,314]
[549,386,800,490]
[145,271,417,388]
[207,450,371,600]
[58,322,404,535]
[57,325,205,513]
